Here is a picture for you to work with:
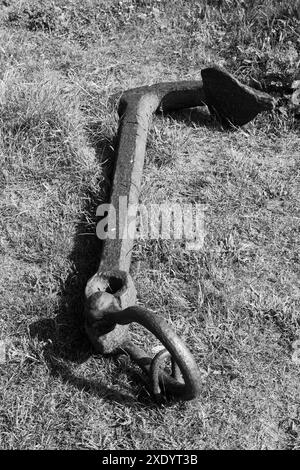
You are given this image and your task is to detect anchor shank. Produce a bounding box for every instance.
[99,93,160,273]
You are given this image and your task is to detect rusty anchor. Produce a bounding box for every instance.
[84,66,274,401]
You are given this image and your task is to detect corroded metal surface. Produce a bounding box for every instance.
[84,65,274,401]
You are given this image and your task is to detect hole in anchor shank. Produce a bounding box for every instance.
[106,275,125,295]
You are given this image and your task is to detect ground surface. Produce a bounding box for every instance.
[0,0,299,450]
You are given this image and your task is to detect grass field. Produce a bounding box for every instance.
[0,0,299,450]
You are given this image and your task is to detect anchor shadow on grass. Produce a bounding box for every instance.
[161,105,231,131]
[30,108,218,406]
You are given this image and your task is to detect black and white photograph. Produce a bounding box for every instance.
[0,0,299,453]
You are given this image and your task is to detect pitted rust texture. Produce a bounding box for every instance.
[84,65,274,400]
